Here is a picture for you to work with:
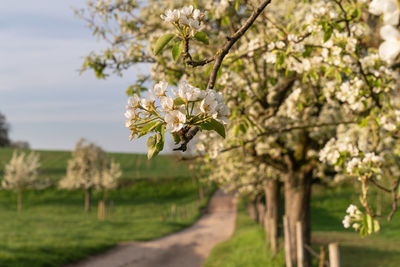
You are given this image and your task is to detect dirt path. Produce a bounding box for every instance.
[68,190,237,267]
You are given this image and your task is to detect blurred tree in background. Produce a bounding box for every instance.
[0,112,10,147]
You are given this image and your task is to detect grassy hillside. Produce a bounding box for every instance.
[0,147,190,182]
[0,148,211,267]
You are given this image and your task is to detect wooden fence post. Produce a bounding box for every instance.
[329,243,340,267]
[283,216,293,267]
[296,221,304,267]
[98,200,105,220]
[109,200,114,217]
[171,204,176,219]
[319,246,326,267]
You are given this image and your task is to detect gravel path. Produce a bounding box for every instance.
[68,190,237,267]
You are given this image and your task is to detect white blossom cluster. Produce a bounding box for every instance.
[59,139,121,191]
[278,88,302,120]
[335,78,367,112]
[319,137,359,165]
[160,5,207,34]
[379,110,400,131]
[369,0,400,62]
[205,0,229,19]
[2,151,41,190]
[342,204,363,229]
[197,131,225,159]
[346,153,384,175]
[125,80,228,139]
[208,147,271,198]
[93,160,122,190]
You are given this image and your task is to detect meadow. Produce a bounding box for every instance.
[0,148,212,267]
[205,185,400,267]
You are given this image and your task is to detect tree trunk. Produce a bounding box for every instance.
[264,179,281,255]
[284,170,312,267]
[17,189,22,212]
[85,188,91,212]
[248,198,259,221]
[257,198,265,226]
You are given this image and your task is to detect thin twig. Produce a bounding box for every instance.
[368,178,391,193]
[304,245,329,267]
[388,177,400,220]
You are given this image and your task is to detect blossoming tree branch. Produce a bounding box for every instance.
[122,2,271,159]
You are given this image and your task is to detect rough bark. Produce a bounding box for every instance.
[284,170,312,267]
[85,188,91,212]
[264,179,281,255]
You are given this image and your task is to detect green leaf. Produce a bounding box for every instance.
[323,27,333,42]
[155,131,164,152]
[360,225,367,237]
[302,45,313,58]
[154,33,175,55]
[172,41,183,62]
[171,133,181,144]
[235,0,240,11]
[147,136,157,159]
[174,97,186,106]
[126,85,134,96]
[373,219,380,233]
[221,16,229,26]
[138,121,162,138]
[147,128,165,160]
[360,215,368,237]
[352,8,361,19]
[367,214,373,235]
[194,32,209,45]
[199,119,226,138]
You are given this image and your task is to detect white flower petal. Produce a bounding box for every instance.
[383,10,399,25]
[379,39,400,62]
[369,0,388,15]
[380,25,400,40]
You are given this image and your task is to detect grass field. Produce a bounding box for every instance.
[206,185,400,267]
[203,200,285,267]
[0,148,211,267]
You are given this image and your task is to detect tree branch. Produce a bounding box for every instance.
[220,120,357,153]
[207,0,272,89]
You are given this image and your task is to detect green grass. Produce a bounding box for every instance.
[311,185,400,267]
[0,148,213,267]
[203,200,285,267]
[0,147,191,183]
[206,185,400,267]
[0,178,213,267]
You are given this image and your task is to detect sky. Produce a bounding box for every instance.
[0,1,157,153]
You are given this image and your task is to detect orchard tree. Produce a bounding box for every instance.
[78,0,400,265]
[59,139,109,212]
[94,160,122,200]
[2,151,41,212]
